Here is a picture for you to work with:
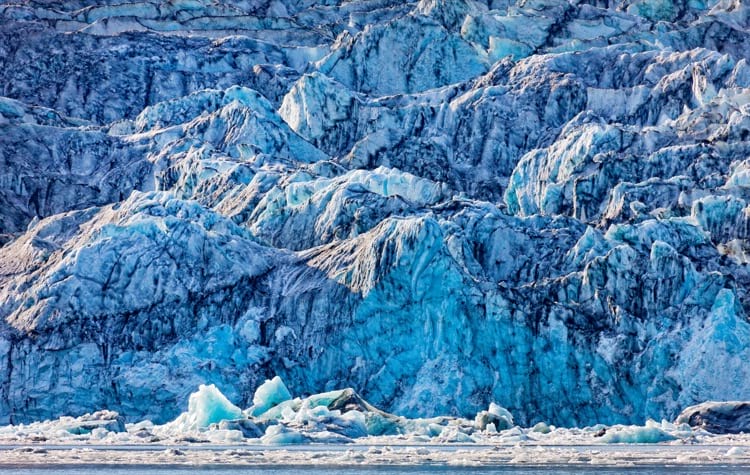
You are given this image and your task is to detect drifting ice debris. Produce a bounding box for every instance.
[63,410,126,435]
[676,402,750,434]
[0,380,744,447]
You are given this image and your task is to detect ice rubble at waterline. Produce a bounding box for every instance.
[1,378,748,448]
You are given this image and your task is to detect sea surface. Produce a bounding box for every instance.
[1,466,749,475]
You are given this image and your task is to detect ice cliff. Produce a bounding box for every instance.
[2,0,750,427]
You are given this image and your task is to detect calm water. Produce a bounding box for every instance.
[1,467,749,474]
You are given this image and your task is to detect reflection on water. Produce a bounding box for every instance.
[2,466,749,475]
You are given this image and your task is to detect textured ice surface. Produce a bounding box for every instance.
[2,0,750,430]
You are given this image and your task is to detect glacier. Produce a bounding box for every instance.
[1,0,750,431]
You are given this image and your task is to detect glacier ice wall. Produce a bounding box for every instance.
[2,0,750,427]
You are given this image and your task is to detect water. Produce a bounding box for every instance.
[1,467,748,475]
[2,444,748,474]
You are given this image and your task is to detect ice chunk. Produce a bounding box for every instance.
[215,419,264,438]
[251,376,293,416]
[532,422,551,434]
[489,403,514,425]
[727,447,745,457]
[205,429,245,443]
[175,384,242,430]
[61,410,126,435]
[494,426,529,444]
[676,401,750,434]
[253,398,301,421]
[475,403,514,430]
[261,424,308,445]
[600,420,677,443]
[436,426,475,443]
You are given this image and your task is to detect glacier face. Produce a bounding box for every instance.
[2,0,750,427]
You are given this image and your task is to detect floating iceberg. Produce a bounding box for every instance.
[475,403,515,431]
[599,420,678,444]
[676,402,750,434]
[250,376,292,417]
[167,384,243,431]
